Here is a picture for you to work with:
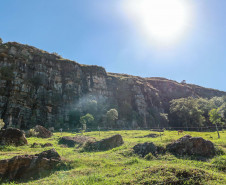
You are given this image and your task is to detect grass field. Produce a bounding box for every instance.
[0,130,225,185]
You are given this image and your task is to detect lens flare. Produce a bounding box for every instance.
[122,0,191,44]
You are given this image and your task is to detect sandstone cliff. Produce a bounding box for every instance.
[0,42,225,129]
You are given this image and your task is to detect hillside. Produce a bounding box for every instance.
[0,41,225,129]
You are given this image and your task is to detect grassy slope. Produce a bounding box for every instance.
[0,130,225,185]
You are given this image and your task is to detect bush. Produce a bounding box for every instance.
[144,153,155,160]
[0,119,5,129]
[27,129,38,137]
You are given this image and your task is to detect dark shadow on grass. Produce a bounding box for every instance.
[0,160,74,184]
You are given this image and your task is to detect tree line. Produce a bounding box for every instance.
[169,96,226,137]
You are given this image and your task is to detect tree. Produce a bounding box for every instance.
[80,113,94,127]
[106,109,118,127]
[0,119,5,129]
[209,108,224,138]
[169,97,204,130]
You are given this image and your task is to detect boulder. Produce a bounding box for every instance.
[42,143,53,147]
[0,149,61,180]
[34,125,52,138]
[30,142,40,148]
[133,142,157,157]
[166,135,215,157]
[84,134,124,151]
[58,136,96,147]
[0,128,28,146]
[144,133,159,138]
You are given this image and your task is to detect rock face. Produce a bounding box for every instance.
[166,135,215,157]
[84,134,124,151]
[0,42,226,129]
[34,125,52,138]
[0,128,27,146]
[133,142,157,157]
[0,149,61,181]
[58,136,96,147]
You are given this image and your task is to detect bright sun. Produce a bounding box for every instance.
[123,0,191,44]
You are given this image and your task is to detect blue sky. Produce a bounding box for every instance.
[1,0,226,91]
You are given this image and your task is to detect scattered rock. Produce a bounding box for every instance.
[0,128,28,146]
[150,129,164,132]
[0,149,61,181]
[133,142,157,157]
[30,142,40,148]
[84,134,124,151]
[42,143,53,147]
[34,125,52,138]
[58,135,96,147]
[144,133,159,138]
[166,135,215,157]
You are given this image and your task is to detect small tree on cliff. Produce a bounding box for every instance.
[0,38,3,44]
[80,113,94,127]
[106,109,118,127]
[209,108,224,138]
[0,119,5,129]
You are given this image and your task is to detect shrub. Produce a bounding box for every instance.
[0,119,5,129]
[27,129,38,137]
[144,153,155,160]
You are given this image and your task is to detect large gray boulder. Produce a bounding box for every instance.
[0,149,61,181]
[84,134,124,151]
[166,135,215,157]
[0,128,27,146]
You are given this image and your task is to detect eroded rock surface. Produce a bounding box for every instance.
[34,125,52,138]
[0,128,27,146]
[0,42,225,129]
[133,142,157,157]
[58,136,96,147]
[0,149,61,181]
[166,135,215,157]
[84,134,124,151]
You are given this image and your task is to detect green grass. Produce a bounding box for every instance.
[0,130,225,184]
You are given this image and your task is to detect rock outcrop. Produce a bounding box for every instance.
[0,149,61,181]
[0,128,27,146]
[34,125,52,138]
[84,134,124,151]
[0,42,226,129]
[133,142,157,157]
[166,135,215,157]
[58,135,96,147]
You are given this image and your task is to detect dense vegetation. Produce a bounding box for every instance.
[52,95,226,132]
[0,130,225,184]
[169,96,226,130]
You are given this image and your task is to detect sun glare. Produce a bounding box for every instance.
[123,0,191,44]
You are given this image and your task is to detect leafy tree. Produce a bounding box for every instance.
[219,103,226,121]
[0,119,5,129]
[106,109,118,127]
[80,113,94,127]
[209,108,224,138]
[169,97,204,130]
